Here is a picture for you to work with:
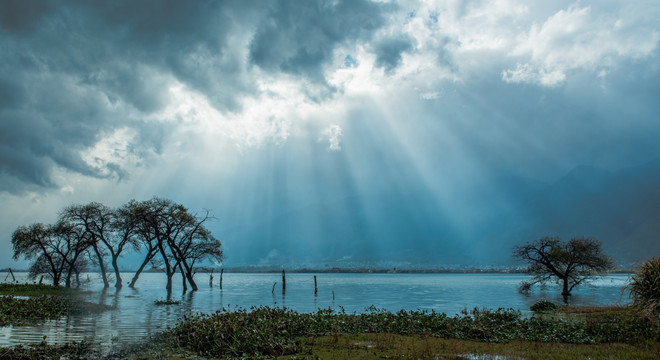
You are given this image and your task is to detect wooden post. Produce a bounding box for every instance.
[272,282,277,295]
[209,269,214,287]
[220,268,224,290]
[314,275,318,296]
[282,269,286,294]
[332,290,335,301]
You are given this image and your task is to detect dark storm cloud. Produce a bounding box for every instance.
[0,0,52,33]
[0,1,254,192]
[372,35,413,72]
[249,0,392,81]
[0,0,398,193]
[72,0,258,111]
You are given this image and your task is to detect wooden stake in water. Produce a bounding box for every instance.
[4,268,17,283]
[272,282,277,295]
[314,275,318,296]
[209,269,214,287]
[220,268,224,290]
[282,269,286,294]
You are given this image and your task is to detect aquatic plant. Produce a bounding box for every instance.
[530,300,558,313]
[0,341,99,360]
[154,305,660,358]
[0,283,77,296]
[154,299,181,305]
[628,256,660,316]
[0,293,111,326]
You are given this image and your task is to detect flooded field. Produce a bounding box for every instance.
[0,272,630,347]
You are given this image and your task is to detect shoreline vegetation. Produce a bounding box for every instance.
[0,284,111,327]
[1,284,659,359]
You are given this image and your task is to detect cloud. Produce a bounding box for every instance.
[503,4,660,86]
[0,0,52,33]
[372,35,413,72]
[319,124,343,151]
[248,0,392,82]
[0,0,400,193]
[1,1,660,269]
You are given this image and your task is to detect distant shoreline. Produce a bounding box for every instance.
[1,267,634,274]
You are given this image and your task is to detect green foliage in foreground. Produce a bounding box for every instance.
[530,300,559,313]
[0,289,112,326]
[153,306,660,359]
[0,341,100,360]
[629,256,660,315]
[301,333,660,360]
[5,335,660,360]
[0,283,77,296]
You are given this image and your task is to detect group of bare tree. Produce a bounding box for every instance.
[11,197,223,291]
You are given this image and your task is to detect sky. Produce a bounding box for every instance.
[1,0,660,269]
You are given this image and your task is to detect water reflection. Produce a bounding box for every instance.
[0,272,630,347]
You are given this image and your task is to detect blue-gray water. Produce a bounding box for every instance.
[0,272,630,347]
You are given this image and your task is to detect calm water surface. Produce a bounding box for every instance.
[0,272,630,347]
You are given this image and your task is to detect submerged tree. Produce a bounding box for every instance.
[60,203,113,288]
[12,222,90,287]
[127,197,222,291]
[11,197,222,291]
[513,236,614,301]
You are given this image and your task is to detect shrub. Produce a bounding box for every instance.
[530,300,558,313]
[628,256,660,315]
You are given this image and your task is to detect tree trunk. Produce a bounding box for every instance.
[65,268,72,288]
[184,265,198,291]
[170,244,198,291]
[166,271,174,291]
[92,246,110,288]
[179,263,188,292]
[561,277,571,303]
[52,270,61,287]
[129,248,156,288]
[158,243,173,291]
[112,255,123,289]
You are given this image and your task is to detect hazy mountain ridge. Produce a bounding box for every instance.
[521,159,660,262]
[220,158,660,267]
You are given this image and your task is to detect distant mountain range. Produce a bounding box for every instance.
[520,159,660,263]
[219,158,660,267]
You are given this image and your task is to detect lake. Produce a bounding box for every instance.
[0,272,630,347]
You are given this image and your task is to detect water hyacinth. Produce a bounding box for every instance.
[156,306,660,358]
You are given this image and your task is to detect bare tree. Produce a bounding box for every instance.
[127,199,162,288]
[12,197,222,292]
[12,222,90,287]
[60,203,111,288]
[164,207,219,291]
[12,223,66,286]
[128,197,222,291]
[513,236,614,301]
[55,220,91,288]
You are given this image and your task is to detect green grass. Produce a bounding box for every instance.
[0,341,100,360]
[0,284,111,326]
[297,333,660,360]
[140,306,659,359]
[0,283,77,296]
[1,305,659,359]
